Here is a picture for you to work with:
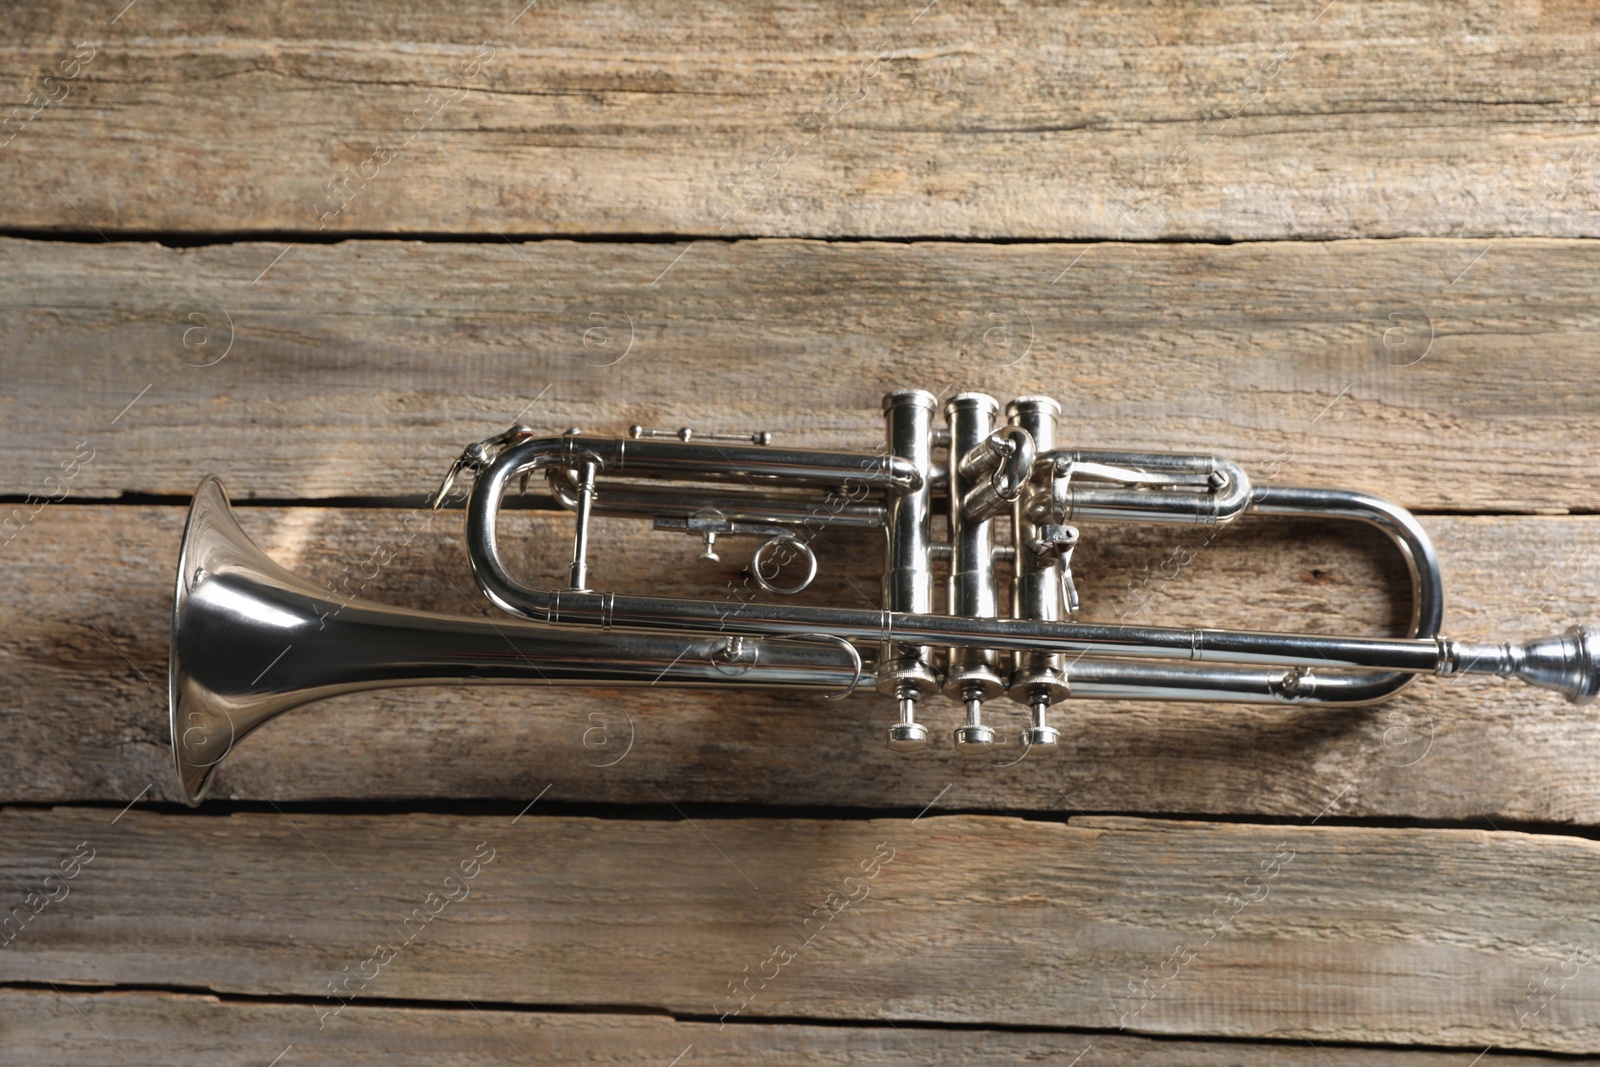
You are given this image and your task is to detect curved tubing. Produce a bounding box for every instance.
[1252,485,1442,638]
[1039,450,1255,526]
[466,440,1448,706]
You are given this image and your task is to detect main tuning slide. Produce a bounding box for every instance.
[169,389,1600,803]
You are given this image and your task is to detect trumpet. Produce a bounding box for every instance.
[170,389,1599,804]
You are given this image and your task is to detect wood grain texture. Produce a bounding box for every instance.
[3,236,1598,508]
[3,502,1598,815]
[6,0,1595,1058]
[3,810,1600,1053]
[3,990,1589,1066]
[1,0,1597,239]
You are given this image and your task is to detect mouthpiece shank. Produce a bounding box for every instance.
[1442,626,1600,704]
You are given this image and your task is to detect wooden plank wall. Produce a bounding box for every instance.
[2,0,1598,1061]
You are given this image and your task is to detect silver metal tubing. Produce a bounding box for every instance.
[1063,626,1599,706]
[876,390,941,738]
[1215,482,1446,706]
[1007,397,1068,709]
[961,433,1036,525]
[957,424,1037,524]
[465,441,1458,679]
[1060,660,1429,704]
[1034,449,1253,526]
[1251,484,1442,638]
[610,436,923,492]
[880,391,938,626]
[470,582,1453,679]
[544,474,888,528]
[494,433,922,494]
[947,396,1001,622]
[944,394,1006,725]
[470,542,1452,674]
[569,458,599,590]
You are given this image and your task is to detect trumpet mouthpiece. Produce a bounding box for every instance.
[1445,625,1600,705]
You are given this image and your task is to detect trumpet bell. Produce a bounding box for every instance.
[169,476,324,805]
[170,475,867,805]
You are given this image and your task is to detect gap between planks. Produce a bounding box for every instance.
[1,988,1577,1065]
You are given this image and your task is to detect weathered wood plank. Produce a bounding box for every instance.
[3,503,1598,816]
[3,810,1600,1052]
[3,237,1597,508]
[1,990,1585,1066]
[1,1,1597,239]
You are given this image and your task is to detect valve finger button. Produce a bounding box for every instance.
[887,721,930,752]
[887,692,929,752]
[953,688,998,753]
[953,723,997,753]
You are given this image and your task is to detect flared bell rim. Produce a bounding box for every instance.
[170,470,219,806]
[169,474,234,806]
[169,474,365,804]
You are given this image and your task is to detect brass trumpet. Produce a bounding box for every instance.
[170,389,1598,803]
